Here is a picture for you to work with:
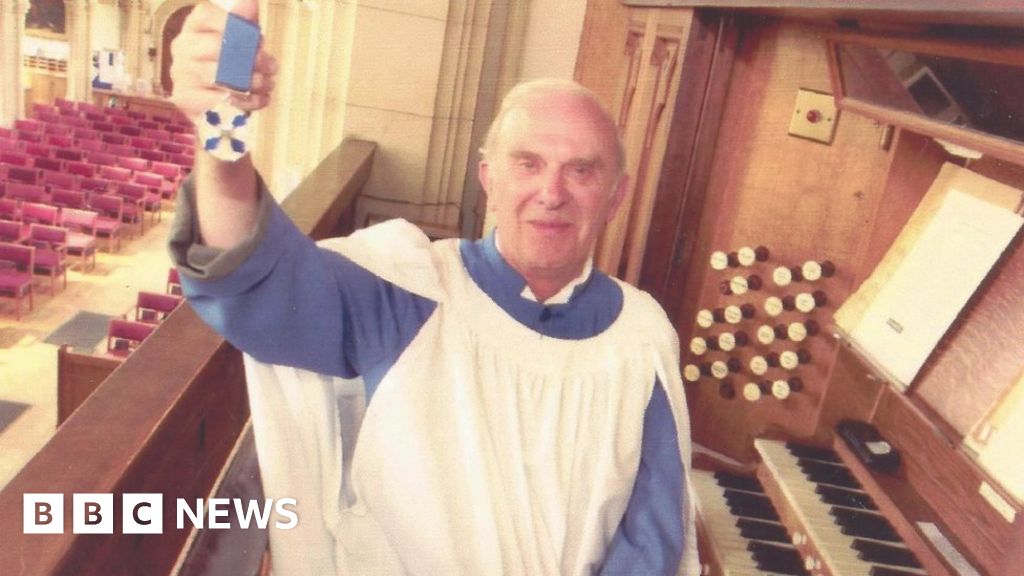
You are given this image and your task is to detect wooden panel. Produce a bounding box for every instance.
[873,388,1024,576]
[674,18,893,461]
[639,9,734,312]
[56,345,120,426]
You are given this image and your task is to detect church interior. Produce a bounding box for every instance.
[1,1,1023,574]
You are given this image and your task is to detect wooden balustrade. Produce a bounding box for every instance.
[0,139,374,575]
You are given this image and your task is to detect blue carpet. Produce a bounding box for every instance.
[43,311,114,351]
[0,399,28,434]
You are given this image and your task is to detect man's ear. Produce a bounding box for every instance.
[478,160,496,211]
[606,173,630,222]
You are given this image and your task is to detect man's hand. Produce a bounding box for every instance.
[169,0,278,122]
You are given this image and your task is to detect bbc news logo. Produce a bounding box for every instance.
[24,494,298,534]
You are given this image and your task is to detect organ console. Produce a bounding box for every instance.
[614,5,1024,573]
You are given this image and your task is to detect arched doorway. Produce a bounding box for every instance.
[160,6,193,95]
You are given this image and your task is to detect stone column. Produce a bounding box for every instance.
[121,0,151,87]
[0,0,29,124]
[64,0,92,101]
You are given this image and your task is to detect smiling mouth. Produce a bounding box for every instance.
[529,220,572,233]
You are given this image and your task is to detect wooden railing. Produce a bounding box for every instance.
[0,139,375,575]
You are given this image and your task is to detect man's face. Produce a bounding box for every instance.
[479,91,626,287]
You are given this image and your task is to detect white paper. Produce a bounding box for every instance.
[851,189,1023,388]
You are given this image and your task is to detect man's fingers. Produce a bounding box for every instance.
[213,0,259,23]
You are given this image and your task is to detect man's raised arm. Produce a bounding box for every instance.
[169,0,278,249]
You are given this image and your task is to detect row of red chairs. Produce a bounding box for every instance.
[106,278,186,357]
[50,98,191,129]
[0,149,180,201]
[1,196,125,253]
[1,177,157,234]
[11,117,195,150]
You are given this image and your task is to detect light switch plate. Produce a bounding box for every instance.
[789,89,838,144]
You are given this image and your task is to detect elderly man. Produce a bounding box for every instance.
[168,2,696,574]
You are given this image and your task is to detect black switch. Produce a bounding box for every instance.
[747,541,809,575]
[830,508,900,542]
[786,442,841,463]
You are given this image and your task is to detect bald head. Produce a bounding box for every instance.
[481,79,625,176]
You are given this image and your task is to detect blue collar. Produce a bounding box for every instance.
[459,232,623,339]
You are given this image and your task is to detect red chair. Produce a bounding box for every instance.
[85,111,108,123]
[167,267,182,295]
[23,142,51,158]
[118,125,142,137]
[0,242,34,320]
[101,133,127,145]
[77,101,102,114]
[33,156,63,172]
[114,183,153,229]
[107,143,135,157]
[100,165,132,183]
[87,150,118,167]
[37,110,64,124]
[6,166,41,184]
[79,176,112,194]
[131,137,157,151]
[138,149,167,163]
[134,171,177,200]
[16,130,43,143]
[23,224,68,294]
[51,188,87,210]
[1,151,31,166]
[67,161,96,178]
[7,183,47,204]
[0,220,25,243]
[138,120,159,130]
[168,153,194,172]
[43,123,73,137]
[46,134,74,148]
[21,202,59,226]
[55,148,84,162]
[42,170,78,191]
[73,128,100,141]
[0,137,23,152]
[88,194,124,252]
[60,208,99,271]
[93,121,115,133]
[171,132,194,145]
[0,199,19,221]
[15,119,42,132]
[77,138,106,152]
[118,156,150,172]
[134,291,183,323]
[54,98,75,111]
[106,318,156,357]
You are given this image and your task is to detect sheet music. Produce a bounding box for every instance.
[850,189,1023,388]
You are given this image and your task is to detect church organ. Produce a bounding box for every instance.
[604,2,1024,574]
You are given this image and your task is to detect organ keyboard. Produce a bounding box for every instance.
[693,440,941,576]
[693,469,808,575]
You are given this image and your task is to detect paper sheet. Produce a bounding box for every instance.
[850,189,1023,388]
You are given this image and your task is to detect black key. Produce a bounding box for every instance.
[786,442,841,463]
[724,489,781,522]
[830,508,900,542]
[798,459,861,489]
[870,567,922,576]
[853,539,922,568]
[817,484,878,510]
[747,541,809,575]
[737,518,790,543]
[714,470,765,493]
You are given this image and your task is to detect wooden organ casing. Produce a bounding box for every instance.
[581,3,1024,575]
